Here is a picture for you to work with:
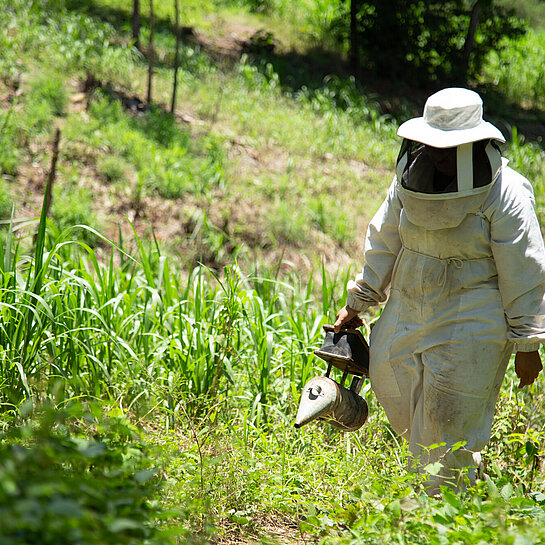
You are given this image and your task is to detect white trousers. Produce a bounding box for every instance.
[371,345,511,494]
[369,253,512,494]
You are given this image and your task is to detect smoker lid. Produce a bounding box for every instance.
[314,325,369,377]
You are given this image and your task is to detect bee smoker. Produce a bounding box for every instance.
[294,325,370,432]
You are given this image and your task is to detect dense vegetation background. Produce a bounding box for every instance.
[2,0,545,543]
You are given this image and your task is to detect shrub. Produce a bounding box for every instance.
[0,403,175,545]
[0,111,19,175]
[309,196,352,247]
[319,0,526,85]
[482,28,545,109]
[0,179,14,220]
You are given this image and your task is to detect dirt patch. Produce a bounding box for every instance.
[216,512,314,545]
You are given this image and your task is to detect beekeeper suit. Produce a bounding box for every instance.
[335,88,545,494]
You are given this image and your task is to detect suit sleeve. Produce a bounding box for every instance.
[346,180,403,313]
[489,169,545,351]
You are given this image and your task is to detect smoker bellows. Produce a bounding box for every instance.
[294,325,370,431]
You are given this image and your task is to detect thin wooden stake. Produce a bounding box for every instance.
[146,0,154,105]
[170,0,181,114]
[44,128,61,218]
[33,128,60,248]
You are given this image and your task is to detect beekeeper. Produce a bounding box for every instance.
[334,87,545,494]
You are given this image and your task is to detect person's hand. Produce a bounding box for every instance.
[515,350,542,388]
[333,305,361,333]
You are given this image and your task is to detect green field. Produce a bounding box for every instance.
[2,0,545,543]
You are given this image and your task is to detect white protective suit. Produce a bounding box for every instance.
[346,140,545,492]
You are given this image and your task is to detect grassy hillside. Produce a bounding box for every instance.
[2,1,545,544]
[2,0,545,268]
[2,0,545,273]
[0,0,401,278]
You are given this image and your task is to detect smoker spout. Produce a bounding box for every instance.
[294,375,368,431]
[294,376,339,428]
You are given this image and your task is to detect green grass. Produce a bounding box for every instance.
[156,404,545,544]
[3,196,545,542]
[50,184,100,245]
[0,190,332,411]
[503,127,545,221]
[0,109,21,176]
[97,154,133,183]
[0,180,14,221]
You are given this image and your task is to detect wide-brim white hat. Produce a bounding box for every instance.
[397,87,505,148]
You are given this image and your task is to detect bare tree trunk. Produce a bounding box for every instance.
[132,0,140,50]
[170,0,181,114]
[146,0,154,105]
[461,0,487,81]
[349,0,360,70]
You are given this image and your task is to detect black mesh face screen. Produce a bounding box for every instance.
[472,140,496,188]
[398,139,496,194]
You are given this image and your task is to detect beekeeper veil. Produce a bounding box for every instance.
[395,88,505,230]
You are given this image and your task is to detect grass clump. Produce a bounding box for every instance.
[67,94,225,200]
[0,1,138,86]
[309,196,352,247]
[40,11,139,83]
[267,198,310,246]
[27,73,69,117]
[97,154,133,183]
[19,74,70,139]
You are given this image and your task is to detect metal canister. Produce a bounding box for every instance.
[294,375,368,431]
